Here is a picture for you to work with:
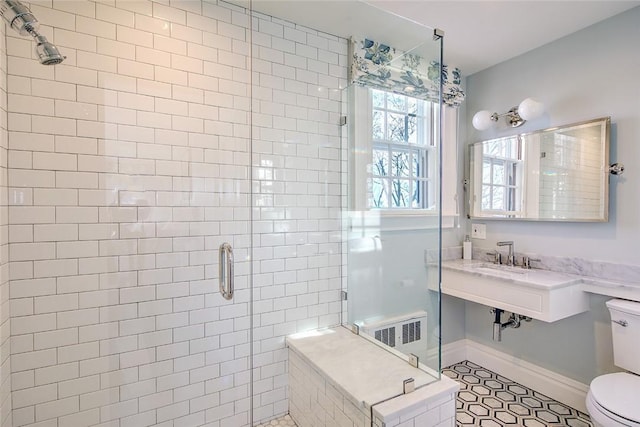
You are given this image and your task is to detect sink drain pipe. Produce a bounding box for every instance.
[492,308,532,341]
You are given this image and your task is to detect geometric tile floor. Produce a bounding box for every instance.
[261,360,593,427]
[443,360,593,427]
[255,414,297,427]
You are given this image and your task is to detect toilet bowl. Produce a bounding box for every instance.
[586,372,640,427]
[586,300,640,427]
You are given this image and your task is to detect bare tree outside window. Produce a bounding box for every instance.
[369,89,436,210]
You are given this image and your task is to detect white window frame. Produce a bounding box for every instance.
[349,85,458,226]
[369,88,436,210]
[473,135,525,217]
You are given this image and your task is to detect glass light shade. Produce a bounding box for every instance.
[472,110,494,130]
[518,98,544,121]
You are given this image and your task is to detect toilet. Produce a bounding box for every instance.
[586,299,640,426]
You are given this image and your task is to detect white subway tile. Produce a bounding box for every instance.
[55,28,97,53]
[77,16,116,39]
[56,241,99,258]
[55,100,98,121]
[77,51,118,73]
[80,386,119,411]
[9,169,55,188]
[9,94,55,116]
[35,361,79,387]
[119,348,155,369]
[77,87,118,107]
[58,341,100,363]
[138,329,172,349]
[8,57,54,80]
[36,396,80,421]
[58,408,100,427]
[56,207,98,224]
[119,316,155,336]
[57,308,99,329]
[117,26,153,48]
[12,348,57,372]
[118,58,154,80]
[99,335,137,356]
[33,224,78,242]
[98,72,137,93]
[97,38,136,60]
[12,383,57,409]
[12,314,57,335]
[100,303,137,323]
[97,3,135,27]
[57,274,99,294]
[34,327,78,350]
[32,116,77,137]
[137,78,172,98]
[78,223,119,240]
[10,243,56,262]
[34,294,79,314]
[78,354,119,377]
[79,288,119,309]
[120,378,156,401]
[78,189,118,206]
[99,397,138,422]
[101,366,139,388]
[79,321,119,342]
[33,188,78,206]
[154,66,187,86]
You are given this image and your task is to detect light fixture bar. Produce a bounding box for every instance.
[472,98,544,130]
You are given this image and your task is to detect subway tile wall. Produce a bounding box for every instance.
[3,1,347,426]
[0,15,11,427]
[249,7,346,424]
[539,133,603,219]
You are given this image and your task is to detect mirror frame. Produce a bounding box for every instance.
[468,116,611,222]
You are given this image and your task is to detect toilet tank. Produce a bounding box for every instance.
[607,299,640,374]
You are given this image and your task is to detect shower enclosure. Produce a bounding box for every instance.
[341,22,444,381]
[0,1,445,427]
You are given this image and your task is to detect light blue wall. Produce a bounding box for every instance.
[459,6,640,383]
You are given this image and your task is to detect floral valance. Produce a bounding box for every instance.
[349,38,465,107]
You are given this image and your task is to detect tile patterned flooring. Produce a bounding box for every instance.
[255,414,297,427]
[261,361,593,427]
[443,361,593,427]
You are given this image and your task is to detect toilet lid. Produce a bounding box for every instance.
[590,373,640,423]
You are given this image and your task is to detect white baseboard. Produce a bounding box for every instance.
[441,339,468,367]
[442,339,589,413]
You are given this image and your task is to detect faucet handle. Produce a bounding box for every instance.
[486,251,502,264]
[521,256,541,269]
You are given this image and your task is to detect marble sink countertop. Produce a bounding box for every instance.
[442,257,640,300]
[442,259,583,290]
[286,326,439,409]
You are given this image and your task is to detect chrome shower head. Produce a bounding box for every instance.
[34,34,64,65]
[0,0,65,65]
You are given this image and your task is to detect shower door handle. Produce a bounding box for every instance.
[219,243,234,300]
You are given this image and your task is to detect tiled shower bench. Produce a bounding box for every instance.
[286,327,459,427]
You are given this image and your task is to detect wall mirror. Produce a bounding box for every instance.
[469,117,611,222]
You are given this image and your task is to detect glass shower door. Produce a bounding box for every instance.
[343,26,444,379]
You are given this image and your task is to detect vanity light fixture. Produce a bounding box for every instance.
[472,98,544,130]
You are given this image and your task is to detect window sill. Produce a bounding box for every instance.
[349,210,458,231]
[375,209,438,217]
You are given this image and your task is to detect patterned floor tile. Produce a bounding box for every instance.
[443,361,593,427]
[260,362,592,426]
[255,414,297,427]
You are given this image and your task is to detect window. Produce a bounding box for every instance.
[480,137,523,213]
[349,85,458,224]
[368,89,438,210]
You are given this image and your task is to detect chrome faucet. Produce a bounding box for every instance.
[496,241,515,266]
